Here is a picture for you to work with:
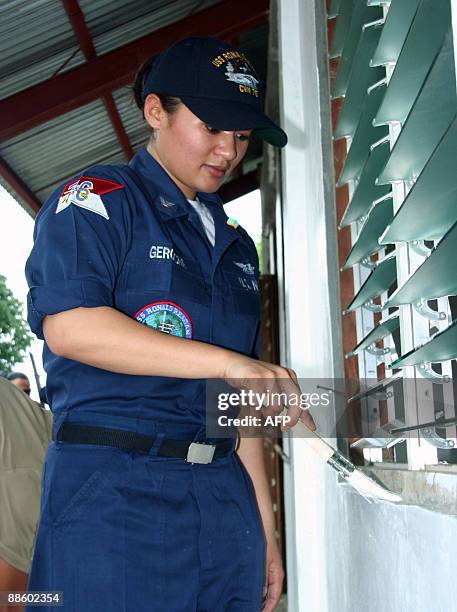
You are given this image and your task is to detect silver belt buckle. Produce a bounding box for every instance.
[186,442,216,464]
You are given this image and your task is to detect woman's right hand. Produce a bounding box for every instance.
[222,355,316,431]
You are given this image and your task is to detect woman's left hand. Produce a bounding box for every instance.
[262,535,284,611]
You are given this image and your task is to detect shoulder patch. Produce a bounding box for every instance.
[134,301,193,338]
[56,176,124,219]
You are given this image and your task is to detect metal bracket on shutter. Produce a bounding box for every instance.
[417,362,450,384]
[363,17,386,31]
[370,134,390,150]
[372,192,393,207]
[409,239,432,257]
[389,416,457,449]
[370,390,394,401]
[363,299,383,313]
[413,299,447,321]
[360,256,376,269]
[350,420,406,449]
[420,427,455,449]
[365,343,391,361]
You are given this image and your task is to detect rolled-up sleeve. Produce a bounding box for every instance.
[25,171,131,339]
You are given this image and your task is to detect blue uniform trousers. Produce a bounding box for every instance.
[26,441,265,611]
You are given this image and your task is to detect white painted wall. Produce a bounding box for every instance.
[327,490,457,612]
[277,0,341,609]
[276,1,457,611]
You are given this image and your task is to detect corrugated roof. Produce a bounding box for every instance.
[0,0,268,214]
[0,0,83,99]
[83,0,221,56]
[112,86,150,149]
[1,98,128,201]
[0,0,220,100]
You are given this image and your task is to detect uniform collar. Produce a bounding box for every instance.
[202,194,241,265]
[129,148,190,219]
[129,147,240,255]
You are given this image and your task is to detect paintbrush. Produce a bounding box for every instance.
[302,427,402,503]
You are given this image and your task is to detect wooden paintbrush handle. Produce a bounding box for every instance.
[300,425,335,462]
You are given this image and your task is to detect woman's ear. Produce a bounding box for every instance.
[143,94,164,130]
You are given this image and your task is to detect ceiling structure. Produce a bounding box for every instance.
[0,0,270,216]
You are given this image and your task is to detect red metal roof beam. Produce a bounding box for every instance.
[102,95,134,160]
[0,0,269,142]
[0,157,41,214]
[61,0,134,160]
[62,0,97,59]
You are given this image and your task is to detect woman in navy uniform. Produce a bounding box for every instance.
[25,37,315,611]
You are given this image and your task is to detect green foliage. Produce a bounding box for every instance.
[0,274,32,374]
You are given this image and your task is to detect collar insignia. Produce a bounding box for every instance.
[159,196,176,208]
[227,217,239,229]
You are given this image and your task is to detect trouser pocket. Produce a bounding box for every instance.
[40,443,131,531]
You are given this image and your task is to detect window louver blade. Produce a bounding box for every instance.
[371,0,421,67]
[377,29,456,184]
[340,140,391,227]
[380,115,457,243]
[373,0,451,126]
[385,221,457,307]
[328,0,342,19]
[347,373,403,404]
[334,24,385,136]
[389,320,457,368]
[330,0,356,58]
[344,254,397,313]
[332,1,383,96]
[347,312,399,356]
[337,83,388,186]
[342,197,393,269]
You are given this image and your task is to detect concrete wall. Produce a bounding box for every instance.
[327,484,457,612]
[276,1,457,610]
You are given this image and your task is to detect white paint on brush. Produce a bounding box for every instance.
[347,470,402,503]
[301,426,402,502]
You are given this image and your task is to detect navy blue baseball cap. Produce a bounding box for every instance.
[142,36,288,148]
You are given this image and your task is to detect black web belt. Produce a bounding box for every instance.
[56,423,233,464]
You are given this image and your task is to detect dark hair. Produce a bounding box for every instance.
[133,56,181,114]
[7,372,29,382]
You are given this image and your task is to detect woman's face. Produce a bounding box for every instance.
[145,96,251,199]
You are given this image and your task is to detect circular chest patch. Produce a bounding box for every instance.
[134,301,193,338]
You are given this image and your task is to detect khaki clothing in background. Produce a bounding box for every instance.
[0,378,52,573]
